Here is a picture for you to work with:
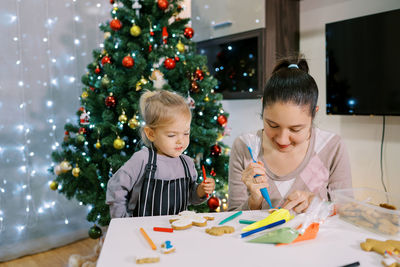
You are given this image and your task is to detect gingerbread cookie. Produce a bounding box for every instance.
[135,256,160,264]
[169,210,214,230]
[205,226,235,236]
[160,240,175,254]
[360,238,400,255]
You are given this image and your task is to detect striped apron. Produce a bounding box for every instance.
[132,147,192,217]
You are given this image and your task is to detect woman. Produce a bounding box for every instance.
[228,55,352,213]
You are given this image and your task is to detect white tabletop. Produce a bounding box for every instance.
[97,210,395,267]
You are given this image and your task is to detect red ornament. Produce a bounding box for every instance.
[79,107,85,112]
[210,168,216,177]
[101,55,111,65]
[105,94,116,108]
[195,69,204,81]
[211,144,222,156]
[184,27,194,39]
[174,56,180,62]
[64,131,70,142]
[110,19,122,31]
[207,196,220,211]
[164,58,176,70]
[162,26,168,44]
[148,44,152,52]
[190,81,199,93]
[79,127,87,135]
[217,115,228,127]
[122,55,134,68]
[150,30,154,36]
[95,66,101,74]
[110,0,114,4]
[157,0,169,10]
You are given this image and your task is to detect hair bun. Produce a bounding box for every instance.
[272,54,309,74]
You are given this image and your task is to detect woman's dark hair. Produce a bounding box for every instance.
[262,55,318,118]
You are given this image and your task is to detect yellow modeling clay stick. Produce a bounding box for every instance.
[241,209,293,232]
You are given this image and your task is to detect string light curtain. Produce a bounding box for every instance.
[0,0,108,261]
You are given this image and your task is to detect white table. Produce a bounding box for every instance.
[97,210,396,267]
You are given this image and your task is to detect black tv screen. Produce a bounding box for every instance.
[326,9,400,116]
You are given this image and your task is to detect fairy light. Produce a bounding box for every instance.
[12,0,39,232]
[2,0,114,254]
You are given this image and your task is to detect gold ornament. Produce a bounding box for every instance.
[81,91,89,99]
[176,40,185,53]
[140,77,148,85]
[95,139,101,149]
[128,117,140,129]
[119,110,128,123]
[224,147,231,155]
[76,134,85,143]
[72,164,80,177]
[216,132,224,142]
[136,81,142,91]
[104,32,111,39]
[60,160,72,173]
[204,95,210,102]
[136,77,148,91]
[113,136,125,150]
[130,25,141,37]
[113,7,118,11]
[50,181,58,191]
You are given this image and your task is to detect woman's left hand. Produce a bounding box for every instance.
[282,190,314,213]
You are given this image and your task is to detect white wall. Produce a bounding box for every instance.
[191,0,265,42]
[222,0,400,196]
[221,99,262,146]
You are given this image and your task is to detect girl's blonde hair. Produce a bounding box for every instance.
[139,90,191,146]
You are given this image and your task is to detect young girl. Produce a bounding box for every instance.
[228,55,352,213]
[106,90,215,218]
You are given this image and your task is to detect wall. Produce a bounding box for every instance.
[222,0,400,196]
[191,0,265,42]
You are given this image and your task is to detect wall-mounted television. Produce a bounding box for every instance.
[197,29,265,99]
[326,9,400,116]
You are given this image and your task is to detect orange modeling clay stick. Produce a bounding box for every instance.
[140,227,157,250]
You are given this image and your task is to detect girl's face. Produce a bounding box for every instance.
[146,113,191,158]
[263,101,313,153]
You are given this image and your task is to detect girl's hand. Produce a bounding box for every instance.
[241,162,269,209]
[282,190,314,213]
[197,178,215,198]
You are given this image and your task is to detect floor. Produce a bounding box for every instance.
[0,238,98,267]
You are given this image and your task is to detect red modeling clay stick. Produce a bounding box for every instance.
[153,227,173,233]
[202,165,209,198]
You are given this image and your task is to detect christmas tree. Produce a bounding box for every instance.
[50,0,230,230]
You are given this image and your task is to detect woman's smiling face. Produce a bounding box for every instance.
[263,101,313,153]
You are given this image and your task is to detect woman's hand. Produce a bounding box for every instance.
[241,162,269,209]
[282,190,314,213]
[197,177,215,198]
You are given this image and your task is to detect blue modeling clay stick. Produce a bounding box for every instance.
[240,219,286,238]
[247,146,273,208]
